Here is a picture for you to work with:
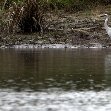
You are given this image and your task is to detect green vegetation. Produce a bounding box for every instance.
[1,0,111,11]
[0,0,43,34]
[45,0,111,11]
[0,0,111,34]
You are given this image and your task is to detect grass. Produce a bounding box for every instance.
[0,0,111,34]
[1,0,111,11]
[0,0,44,34]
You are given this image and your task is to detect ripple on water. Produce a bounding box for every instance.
[0,89,111,111]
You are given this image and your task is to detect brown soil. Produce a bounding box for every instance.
[1,9,111,47]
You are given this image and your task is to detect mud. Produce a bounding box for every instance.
[0,11,111,48]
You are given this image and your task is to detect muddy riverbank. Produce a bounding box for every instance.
[0,10,111,48]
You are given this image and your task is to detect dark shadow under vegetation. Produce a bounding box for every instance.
[18,0,43,33]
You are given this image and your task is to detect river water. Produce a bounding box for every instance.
[0,48,111,111]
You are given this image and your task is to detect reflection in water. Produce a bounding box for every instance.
[105,53,111,87]
[0,49,111,111]
[0,48,108,91]
[105,54,111,75]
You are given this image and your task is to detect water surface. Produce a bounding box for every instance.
[0,48,111,111]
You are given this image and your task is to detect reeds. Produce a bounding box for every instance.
[0,0,111,35]
[0,0,43,34]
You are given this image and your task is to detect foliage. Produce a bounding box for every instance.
[0,0,44,34]
[0,0,111,34]
[1,0,111,11]
[39,0,111,11]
